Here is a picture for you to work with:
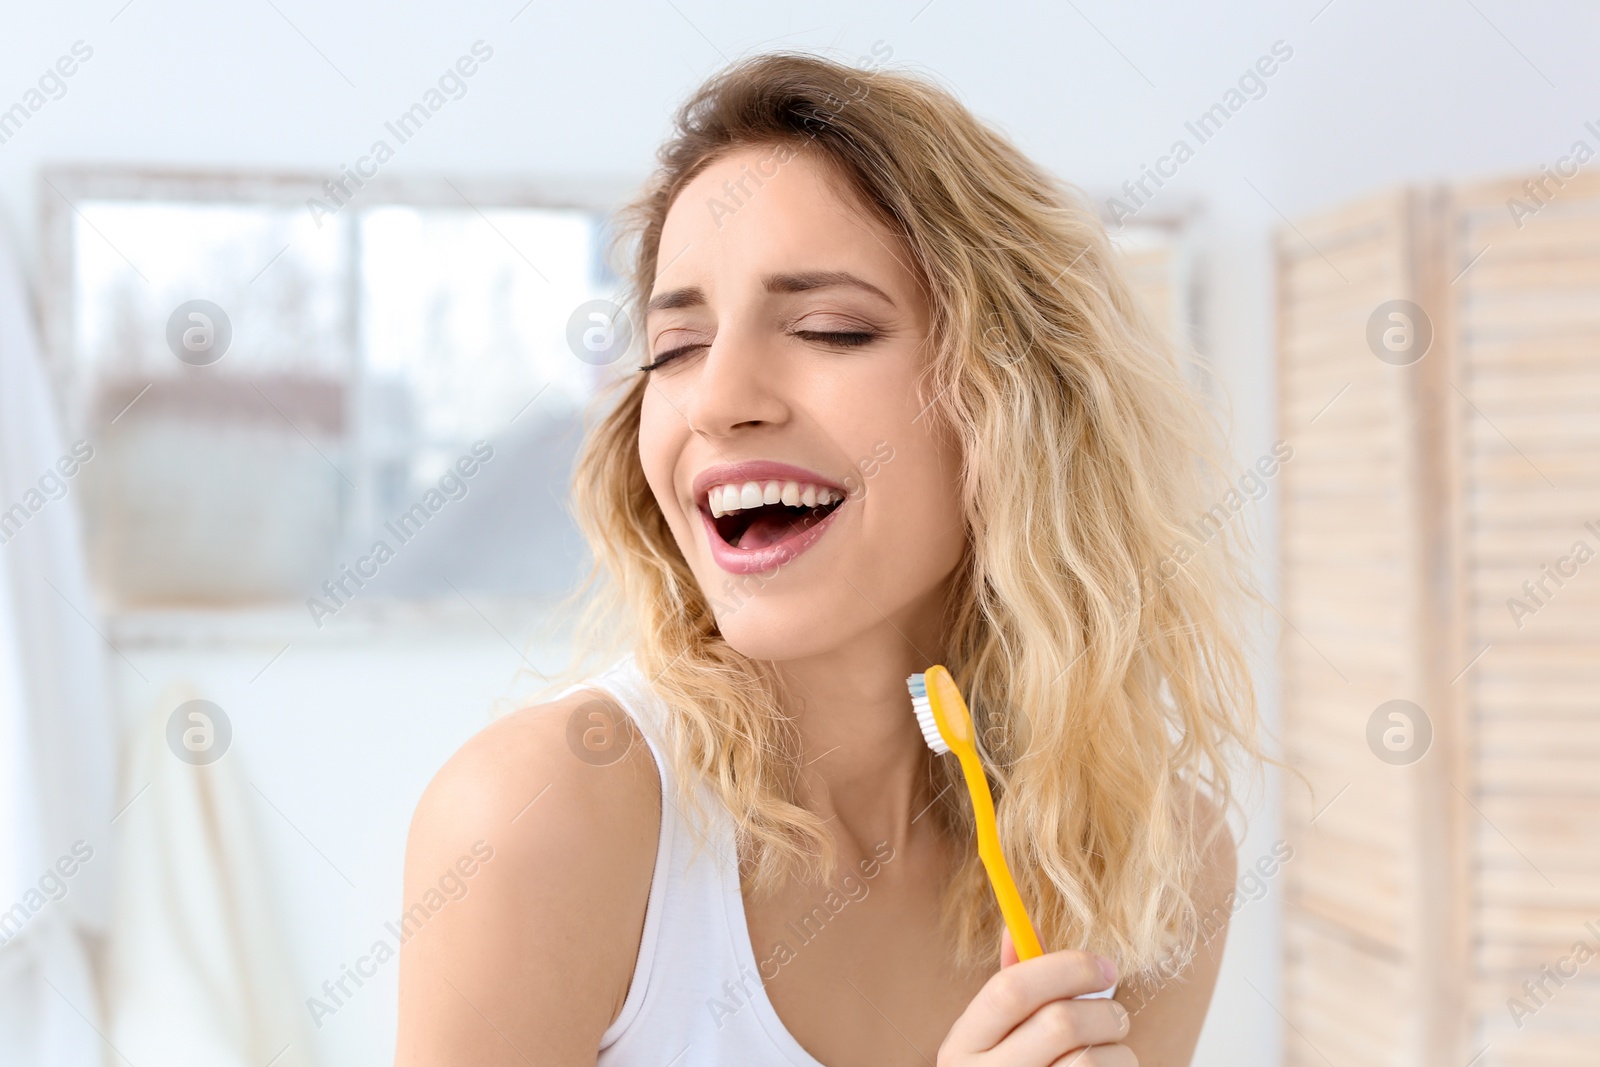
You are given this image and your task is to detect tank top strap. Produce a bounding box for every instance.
[555,656,674,789]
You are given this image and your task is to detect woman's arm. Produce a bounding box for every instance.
[1116,795,1238,1067]
[394,692,662,1066]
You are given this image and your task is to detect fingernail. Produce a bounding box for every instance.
[1096,955,1116,984]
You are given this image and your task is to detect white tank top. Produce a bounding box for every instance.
[570,655,829,1066]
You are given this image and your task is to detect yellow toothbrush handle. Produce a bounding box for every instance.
[956,749,1044,960]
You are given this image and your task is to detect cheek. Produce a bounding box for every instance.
[855,417,964,577]
[637,390,690,522]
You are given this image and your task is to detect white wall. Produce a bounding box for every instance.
[5,1,1598,1064]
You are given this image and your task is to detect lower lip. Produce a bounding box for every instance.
[699,502,844,575]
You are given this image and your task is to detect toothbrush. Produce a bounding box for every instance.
[907,664,1045,960]
[908,666,1118,997]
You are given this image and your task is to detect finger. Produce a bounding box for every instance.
[943,950,1118,1053]
[991,997,1129,1066]
[1048,1042,1137,1067]
[1001,926,1019,969]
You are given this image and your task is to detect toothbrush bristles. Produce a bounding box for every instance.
[906,672,951,755]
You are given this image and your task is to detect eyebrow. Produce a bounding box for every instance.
[644,270,895,314]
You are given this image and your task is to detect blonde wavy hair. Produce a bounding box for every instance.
[563,51,1264,978]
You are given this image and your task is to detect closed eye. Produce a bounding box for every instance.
[638,343,707,372]
[794,329,878,347]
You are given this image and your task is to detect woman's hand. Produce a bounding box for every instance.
[938,928,1136,1066]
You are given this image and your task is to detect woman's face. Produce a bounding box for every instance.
[638,145,966,663]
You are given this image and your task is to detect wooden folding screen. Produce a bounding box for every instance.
[1277,175,1600,1066]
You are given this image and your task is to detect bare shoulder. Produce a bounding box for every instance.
[394,688,662,1066]
[1114,786,1238,1067]
[409,686,662,847]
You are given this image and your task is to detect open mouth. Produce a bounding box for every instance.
[703,479,845,551]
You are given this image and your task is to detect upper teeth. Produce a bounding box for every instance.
[706,480,843,518]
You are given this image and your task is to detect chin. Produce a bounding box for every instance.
[697,575,864,663]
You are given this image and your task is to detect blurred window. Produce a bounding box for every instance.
[43,171,627,609]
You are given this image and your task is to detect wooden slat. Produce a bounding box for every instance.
[1278,187,1438,1065]
[1455,168,1600,1066]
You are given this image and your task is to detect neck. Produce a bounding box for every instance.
[770,620,946,862]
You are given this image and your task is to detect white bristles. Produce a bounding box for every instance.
[906,673,950,755]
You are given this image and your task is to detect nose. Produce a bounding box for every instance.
[679,326,790,440]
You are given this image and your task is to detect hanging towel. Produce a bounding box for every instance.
[104,683,318,1067]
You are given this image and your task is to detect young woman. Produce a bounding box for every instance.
[396,52,1261,1067]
